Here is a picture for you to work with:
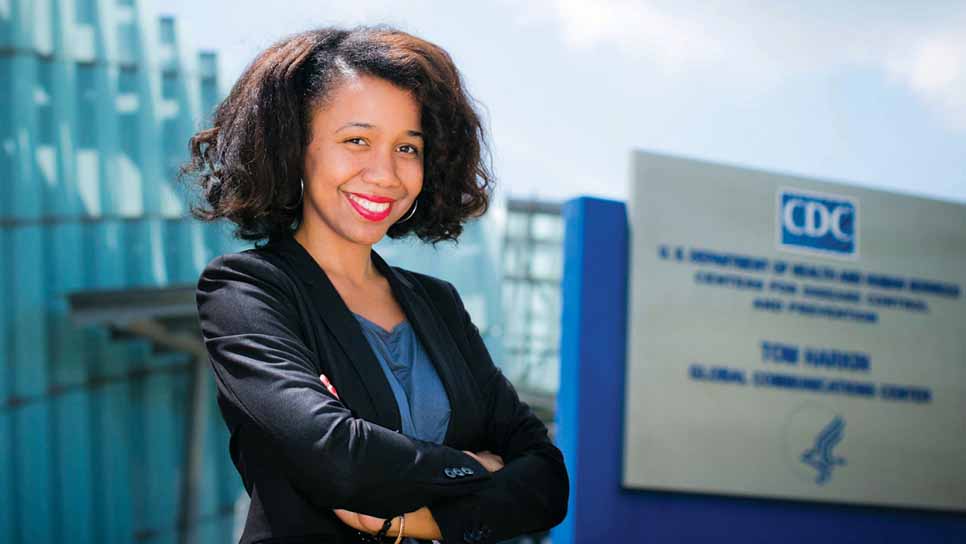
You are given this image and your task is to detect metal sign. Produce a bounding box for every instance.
[623,151,966,511]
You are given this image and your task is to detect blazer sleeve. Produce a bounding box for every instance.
[196,253,490,517]
[427,280,570,543]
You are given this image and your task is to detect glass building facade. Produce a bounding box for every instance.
[499,198,564,424]
[1,1,246,541]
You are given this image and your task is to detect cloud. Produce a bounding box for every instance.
[548,0,723,71]
[885,30,966,129]
[511,0,966,130]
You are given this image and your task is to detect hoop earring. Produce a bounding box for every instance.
[394,199,418,224]
[285,177,304,210]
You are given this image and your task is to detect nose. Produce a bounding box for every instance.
[361,147,400,188]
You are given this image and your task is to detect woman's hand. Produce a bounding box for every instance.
[332,509,387,534]
[333,506,442,540]
[320,373,340,399]
[323,375,447,539]
[463,449,504,472]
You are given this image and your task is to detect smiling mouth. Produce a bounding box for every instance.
[345,192,394,222]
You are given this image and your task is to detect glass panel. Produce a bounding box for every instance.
[159,17,175,45]
[76,64,97,149]
[118,65,138,94]
[506,212,528,239]
[0,57,13,215]
[36,59,54,145]
[116,22,139,65]
[75,0,96,24]
[161,72,178,100]
[530,250,562,281]
[531,213,563,241]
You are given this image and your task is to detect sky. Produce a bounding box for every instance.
[155,0,966,205]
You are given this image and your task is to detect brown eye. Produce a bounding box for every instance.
[398,144,420,155]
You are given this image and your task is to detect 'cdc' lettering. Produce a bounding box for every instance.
[779,190,857,257]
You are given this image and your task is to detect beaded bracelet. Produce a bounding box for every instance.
[375,518,393,539]
[355,514,404,543]
[355,530,388,544]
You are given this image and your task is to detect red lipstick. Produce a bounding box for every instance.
[344,192,394,222]
[347,192,395,203]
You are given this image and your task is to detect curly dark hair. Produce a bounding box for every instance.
[180,25,494,246]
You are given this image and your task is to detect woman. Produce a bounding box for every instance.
[186,26,569,543]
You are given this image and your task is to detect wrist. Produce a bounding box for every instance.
[375,517,393,538]
[393,514,406,544]
[356,514,403,544]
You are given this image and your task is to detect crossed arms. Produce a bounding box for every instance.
[196,254,569,541]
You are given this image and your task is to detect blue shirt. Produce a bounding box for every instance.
[353,312,452,543]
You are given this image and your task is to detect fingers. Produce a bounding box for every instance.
[320,373,340,399]
[357,513,388,533]
[463,450,504,472]
[479,450,504,463]
[334,509,370,532]
[332,508,388,535]
[462,450,483,465]
[481,452,505,471]
[333,509,361,530]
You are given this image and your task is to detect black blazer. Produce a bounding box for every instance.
[195,232,569,544]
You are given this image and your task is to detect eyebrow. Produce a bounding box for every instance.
[336,122,423,138]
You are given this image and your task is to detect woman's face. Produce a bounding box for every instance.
[300,74,424,248]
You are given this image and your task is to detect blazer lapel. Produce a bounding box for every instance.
[269,232,472,447]
[270,234,401,431]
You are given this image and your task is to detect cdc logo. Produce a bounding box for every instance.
[779,190,858,257]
